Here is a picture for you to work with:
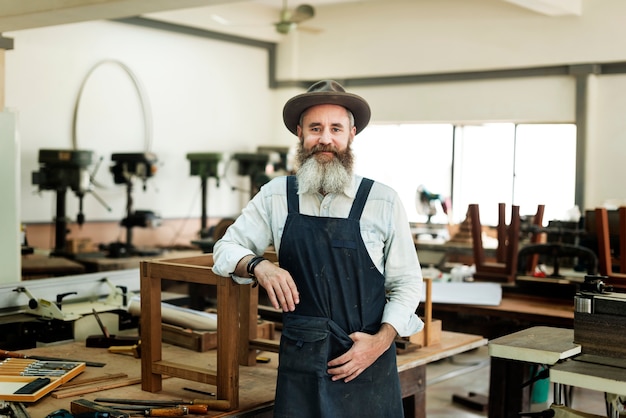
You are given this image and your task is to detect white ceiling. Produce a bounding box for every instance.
[144,0,385,42]
[145,0,583,43]
[0,0,582,41]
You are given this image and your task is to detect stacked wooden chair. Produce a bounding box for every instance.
[594,206,626,290]
[468,203,521,283]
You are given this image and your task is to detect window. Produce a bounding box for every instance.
[353,123,577,227]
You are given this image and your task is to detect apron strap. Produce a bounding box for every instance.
[287,175,299,214]
[348,178,374,220]
[287,175,374,220]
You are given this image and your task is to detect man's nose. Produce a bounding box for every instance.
[318,129,332,144]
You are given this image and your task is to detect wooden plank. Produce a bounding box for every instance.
[51,377,142,399]
[55,372,128,389]
[489,326,580,364]
[396,331,487,371]
[551,359,626,396]
[153,361,216,385]
[249,338,280,353]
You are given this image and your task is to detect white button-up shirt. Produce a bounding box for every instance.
[213,175,424,337]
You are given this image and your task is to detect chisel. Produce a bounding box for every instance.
[95,398,231,411]
[110,406,189,417]
[0,349,105,367]
[111,405,210,416]
[94,399,208,414]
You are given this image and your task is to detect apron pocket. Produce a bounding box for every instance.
[280,318,330,377]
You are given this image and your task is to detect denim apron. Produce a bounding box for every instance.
[273,176,403,418]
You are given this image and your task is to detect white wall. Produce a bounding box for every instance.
[6,20,283,224]
[0,111,20,284]
[587,74,626,208]
[274,0,626,210]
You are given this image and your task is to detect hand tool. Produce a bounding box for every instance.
[46,408,113,417]
[93,399,210,413]
[85,309,140,348]
[107,342,141,358]
[95,399,187,406]
[5,402,31,418]
[94,397,231,411]
[109,406,189,417]
[182,387,215,397]
[0,349,105,368]
[110,404,209,415]
[92,399,209,414]
[70,399,130,418]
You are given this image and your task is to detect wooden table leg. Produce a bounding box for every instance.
[400,364,426,418]
[489,357,531,418]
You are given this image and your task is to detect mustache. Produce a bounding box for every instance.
[304,144,339,158]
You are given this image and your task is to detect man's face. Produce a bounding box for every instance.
[294,104,356,194]
[297,104,356,163]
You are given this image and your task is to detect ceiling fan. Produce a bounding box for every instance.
[274,0,316,34]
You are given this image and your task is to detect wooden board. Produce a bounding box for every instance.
[0,359,85,402]
[489,326,580,364]
[162,321,275,352]
[409,319,442,347]
[551,358,626,396]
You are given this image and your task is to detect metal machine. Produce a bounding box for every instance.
[231,152,271,200]
[103,152,161,258]
[232,146,290,199]
[32,149,109,257]
[186,152,222,239]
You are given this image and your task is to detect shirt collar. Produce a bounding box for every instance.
[343,175,360,199]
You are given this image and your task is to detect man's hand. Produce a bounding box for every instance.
[253,260,300,312]
[326,323,397,383]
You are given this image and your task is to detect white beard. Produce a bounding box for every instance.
[296,155,352,195]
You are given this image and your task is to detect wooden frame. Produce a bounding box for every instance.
[139,253,279,411]
[140,254,238,409]
[469,203,521,283]
[526,204,545,274]
[595,207,626,289]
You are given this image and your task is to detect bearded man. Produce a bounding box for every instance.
[213,80,423,418]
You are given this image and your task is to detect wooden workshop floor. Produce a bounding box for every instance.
[425,345,609,417]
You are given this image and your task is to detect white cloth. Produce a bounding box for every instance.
[213,175,424,337]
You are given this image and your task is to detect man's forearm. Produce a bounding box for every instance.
[233,254,255,278]
[377,323,398,350]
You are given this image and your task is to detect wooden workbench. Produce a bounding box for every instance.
[15,331,486,418]
[76,250,204,273]
[21,254,86,280]
[428,292,575,339]
[488,326,581,418]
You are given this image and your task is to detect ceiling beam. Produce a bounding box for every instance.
[502,0,582,16]
[0,0,239,32]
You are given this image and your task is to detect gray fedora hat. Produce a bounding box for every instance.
[282,80,371,136]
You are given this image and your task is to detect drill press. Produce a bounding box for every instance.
[186,152,222,239]
[105,152,161,258]
[32,149,107,257]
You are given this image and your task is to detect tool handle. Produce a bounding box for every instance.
[145,407,187,417]
[0,349,27,359]
[186,405,209,414]
[192,399,231,410]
